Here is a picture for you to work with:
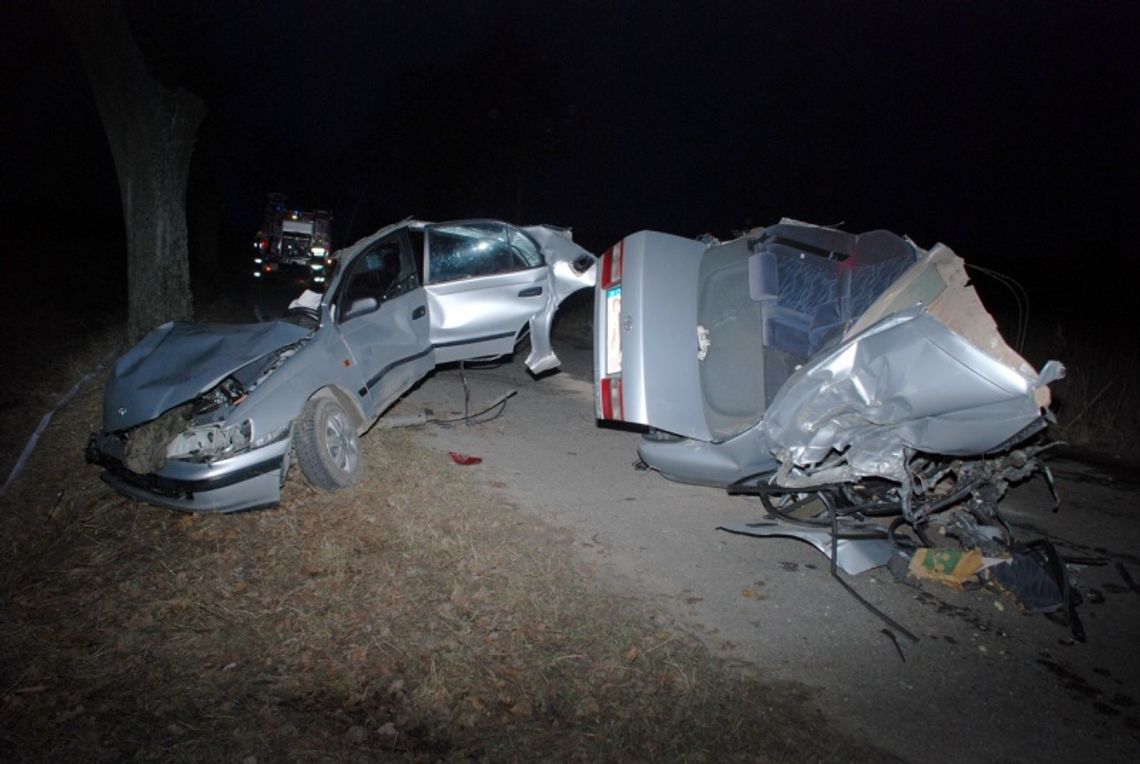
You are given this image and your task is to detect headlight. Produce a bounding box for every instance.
[166,420,252,462]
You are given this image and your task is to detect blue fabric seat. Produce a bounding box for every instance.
[749,228,916,360]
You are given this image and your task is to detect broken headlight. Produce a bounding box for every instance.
[165,419,252,462]
[194,376,246,416]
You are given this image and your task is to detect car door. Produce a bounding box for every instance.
[423,221,549,364]
[334,229,434,414]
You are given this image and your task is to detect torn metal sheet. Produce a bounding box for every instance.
[719,520,895,575]
[594,219,1064,492]
[521,225,597,374]
[761,248,1064,487]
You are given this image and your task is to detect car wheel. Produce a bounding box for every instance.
[295,397,361,490]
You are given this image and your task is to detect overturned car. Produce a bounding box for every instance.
[595,220,1064,550]
[89,219,596,512]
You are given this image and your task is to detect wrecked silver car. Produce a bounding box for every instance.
[595,220,1063,530]
[88,219,596,512]
[595,219,1062,486]
[597,221,1086,634]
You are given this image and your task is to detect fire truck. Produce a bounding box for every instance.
[252,193,333,285]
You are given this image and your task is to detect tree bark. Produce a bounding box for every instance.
[53,0,207,339]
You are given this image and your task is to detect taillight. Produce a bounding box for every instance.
[598,239,625,421]
[599,240,623,290]
[600,376,623,420]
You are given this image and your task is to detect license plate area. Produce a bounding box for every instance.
[605,286,622,376]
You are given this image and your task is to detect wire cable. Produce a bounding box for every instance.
[966,263,1031,352]
[826,493,919,643]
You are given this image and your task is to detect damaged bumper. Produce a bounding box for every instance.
[87,432,289,513]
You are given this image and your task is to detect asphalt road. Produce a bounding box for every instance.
[387,342,1140,764]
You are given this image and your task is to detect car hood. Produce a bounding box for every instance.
[104,320,311,431]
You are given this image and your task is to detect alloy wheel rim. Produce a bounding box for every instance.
[324,409,359,473]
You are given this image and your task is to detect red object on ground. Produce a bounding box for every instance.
[448,452,483,466]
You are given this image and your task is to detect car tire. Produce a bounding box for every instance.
[295,397,361,491]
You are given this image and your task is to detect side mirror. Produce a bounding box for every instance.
[344,296,378,321]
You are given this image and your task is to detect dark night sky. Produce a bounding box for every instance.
[2,1,1137,314]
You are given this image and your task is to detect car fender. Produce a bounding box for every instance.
[522,225,598,374]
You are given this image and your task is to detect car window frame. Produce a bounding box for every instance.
[334,229,419,323]
[424,221,545,285]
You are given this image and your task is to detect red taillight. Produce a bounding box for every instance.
[599,239,624,290]
[598,239,625,422]
[600,376,623,420]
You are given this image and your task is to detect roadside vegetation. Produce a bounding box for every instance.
[1036,324,1139,459]
[1,300,898,762]
[977,270,1138,462]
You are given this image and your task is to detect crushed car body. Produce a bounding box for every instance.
[594,219,1063,492]
[595,220,1075,626]
[89,219,596,512]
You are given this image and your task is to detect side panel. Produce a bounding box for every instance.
[520,225,597,374]
[338,289,433,416]
[426,269,547,364]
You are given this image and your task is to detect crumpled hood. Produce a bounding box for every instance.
[104,320,310,431]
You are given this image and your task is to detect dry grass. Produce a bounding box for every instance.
[0,308,900,763]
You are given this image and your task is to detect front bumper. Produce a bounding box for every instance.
[87,434,290,513]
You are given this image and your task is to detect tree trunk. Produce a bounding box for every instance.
[53,0,207,339]
[188,119,224,290]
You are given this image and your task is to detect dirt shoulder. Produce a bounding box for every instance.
[0,332,898,762]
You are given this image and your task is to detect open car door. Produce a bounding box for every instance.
[423,221,551,366]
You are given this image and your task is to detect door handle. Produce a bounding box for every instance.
[518,286,543,298]
[412,306,426,319]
